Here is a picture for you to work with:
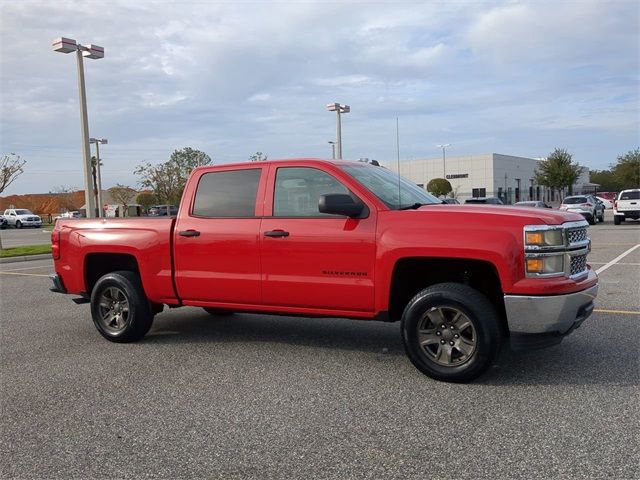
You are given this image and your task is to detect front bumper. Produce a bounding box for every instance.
[504,283,598,349]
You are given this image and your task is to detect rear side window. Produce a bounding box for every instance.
[563,197,587,204]
[620,191,640,200]
[193,169,261,217]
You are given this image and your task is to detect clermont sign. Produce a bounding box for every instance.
[446,173,469,179]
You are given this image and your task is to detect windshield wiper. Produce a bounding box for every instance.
[398,203,424,210]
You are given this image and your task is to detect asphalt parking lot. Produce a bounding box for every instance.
[1,213,638,479]
[0,227,52,248]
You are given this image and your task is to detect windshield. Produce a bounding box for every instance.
[340,164,441,209]
[15,209,33,215]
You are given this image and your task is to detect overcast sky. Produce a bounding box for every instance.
[1,0,638,194]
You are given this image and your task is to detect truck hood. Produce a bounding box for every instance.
[415,204,584,225]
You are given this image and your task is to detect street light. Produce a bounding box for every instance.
[326,103,350,159]
[328,141,336,159]
[436,144,451,178]
[53,37,104,218]
[90,138,108,217]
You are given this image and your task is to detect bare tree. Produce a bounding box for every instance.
[249,151,268,162]
[108,184,136,217]
[0,154,26,194]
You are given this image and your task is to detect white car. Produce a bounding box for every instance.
[596,196,614,209]
[3,208,43,229]
[613,189,640,225]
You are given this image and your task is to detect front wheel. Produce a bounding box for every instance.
[401,283,502,383]
[15,220,22,229]
[90,271,154,343]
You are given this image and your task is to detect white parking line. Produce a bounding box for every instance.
[596,244,640,275]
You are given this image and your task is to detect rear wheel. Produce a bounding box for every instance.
[598,212,604,223]
[401,283,502,383]
[588,215,595,225]
[90,271,154,343]
[614,216,621,225]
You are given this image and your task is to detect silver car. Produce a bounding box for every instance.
[559,195,604,225]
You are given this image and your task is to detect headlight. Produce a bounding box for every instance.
[526,255,564,275]
[524,228,563,247]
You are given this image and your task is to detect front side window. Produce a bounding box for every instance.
[273,167,350,217]
[193,169,261,217]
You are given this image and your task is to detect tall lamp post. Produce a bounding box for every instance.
[90,138,108,217]
[436,144,451,178]
[52,37,104,218]
[326,103,350,159]
[328,141,336,159]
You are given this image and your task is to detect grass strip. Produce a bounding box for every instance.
[0,244,52,258]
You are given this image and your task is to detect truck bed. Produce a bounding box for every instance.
[53,217,178,304]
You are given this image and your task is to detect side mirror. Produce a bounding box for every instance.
[318,194,364,218]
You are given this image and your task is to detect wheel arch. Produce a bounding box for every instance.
[85,253,140,297]
[388,257,508,334]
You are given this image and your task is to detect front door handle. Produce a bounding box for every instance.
[179,230,201,237]
[264,230,290,238]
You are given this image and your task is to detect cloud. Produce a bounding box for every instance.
[0,1,638,194]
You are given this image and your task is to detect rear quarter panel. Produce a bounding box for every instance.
[54,218,177,303]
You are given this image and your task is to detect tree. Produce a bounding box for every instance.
[535,148,582,195]
[0,154,26,194]
[426,178,453,197]
[108,184,136,216]
[589,169,622,192]
[136,192,157,213]
[612,148,640,188]
[249,151,268,162]
[134,147,211,204]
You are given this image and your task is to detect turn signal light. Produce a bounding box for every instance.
[525,232,544,245]
[526,258,544,273]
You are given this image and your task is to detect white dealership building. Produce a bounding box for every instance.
[385,153,592,204]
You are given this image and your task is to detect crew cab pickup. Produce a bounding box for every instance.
[613,189,640,225]
[50,159,598,382]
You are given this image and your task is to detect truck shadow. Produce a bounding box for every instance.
[146,309,637,386]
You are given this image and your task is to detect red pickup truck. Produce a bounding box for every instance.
[50,159,598,382]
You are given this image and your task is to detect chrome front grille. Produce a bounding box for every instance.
[570,254,588,277]
[566,227,587,245]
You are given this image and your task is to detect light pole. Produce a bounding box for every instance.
[328,141,336,159]
[90,138,108,217]
[326,103,350,159]
[53,37,104,218]
[436,144,451,178]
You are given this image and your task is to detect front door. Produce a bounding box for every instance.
[260,166,376,313]
[174,167,264,305]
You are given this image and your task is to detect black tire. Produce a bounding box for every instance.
[15,220,22,229]
[598,213,604,223]
[401,283,502,383]
[588,215,595,225]
[614,216,621,225]
[90,270,154,343]
[202,307,234,316]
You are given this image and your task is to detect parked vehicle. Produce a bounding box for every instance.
[515,201,552,209]
[3,209,42,228]
[442,198,460,204]
[595,196,613,209]
[148,205,178,216]
[54,211,82,221]
[0,214,7,229]
[613,189,640,225]
[464,197,504,205]
[559,196,603,224]
[51,159,598,383]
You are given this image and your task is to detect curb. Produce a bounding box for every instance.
[0,254,52,264]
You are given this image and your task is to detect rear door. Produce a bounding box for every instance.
[173,166,266,305]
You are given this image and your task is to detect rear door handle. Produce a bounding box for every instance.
[179,230,201,237]
[264,230,290,238]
